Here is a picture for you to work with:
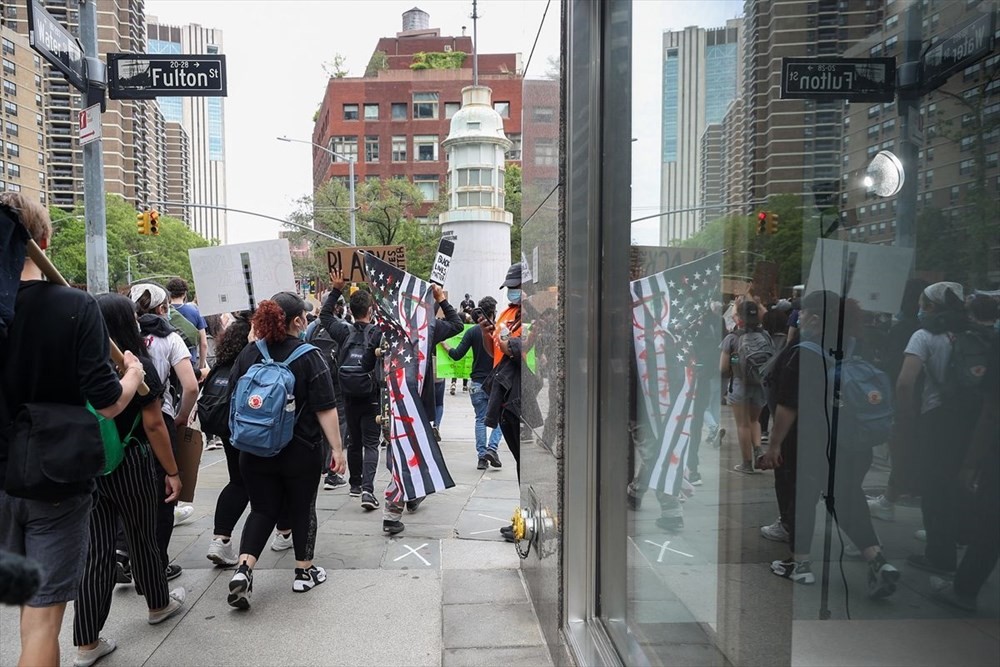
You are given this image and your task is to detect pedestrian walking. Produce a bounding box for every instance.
[225,293,346,610]
[0,192,146,667]
[442,296,504,470]
[72,294,187,667]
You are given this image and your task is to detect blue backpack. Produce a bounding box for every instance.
[229,340,317,457]
[797,341,894,450]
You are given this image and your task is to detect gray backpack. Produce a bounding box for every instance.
[736,329,775,386]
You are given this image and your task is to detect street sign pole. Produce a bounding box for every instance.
[895,0,923,250]
[80,0,108,293]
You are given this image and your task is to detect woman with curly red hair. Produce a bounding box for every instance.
[225,293,346,610]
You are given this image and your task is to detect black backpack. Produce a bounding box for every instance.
[306,321,340,376]
[938,326,998,399]
[197,361,233,437]
[337,324,377,397]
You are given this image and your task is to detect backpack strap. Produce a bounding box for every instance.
[255,339,272,362]
[796,341,826,357]
[280,343,318,367]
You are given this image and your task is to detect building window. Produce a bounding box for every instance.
[413,175,439,201]
[457,167,494,187]
[457,191,493,208]
[4,121,16,138]
[391,103,407,120]
[951,185,961,203]
[328,136,358,161]
[924,169,933,186]
[364,103,379,120]
[2,59,14,76]
[882,118,895,133]
[414,135,438,161]
[365,135,379,163]
[7,163,19,178]
[2,80,15,97]
[391,135,407,162]
[343,104,359,121]
[445,102,461,119]
[867,124,880,138]
[961,135,974,151]
[5,141,17,158]
[959,159,974,176]
[1,38,14,57]
[507,133,522,160]
[532,106,556,123]
[7,183,19,192]
[3,100,15,116]
[494,101,511,119]
[987,153,999,170]
[412,92,439,120]
[868,105,880,118]
[534,138,557,166]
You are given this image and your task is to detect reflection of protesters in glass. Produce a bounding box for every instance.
[721,300,774,473]
[759,291,900,598]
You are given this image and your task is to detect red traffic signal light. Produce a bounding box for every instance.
[757,211,767,235]
[148,209,160,236]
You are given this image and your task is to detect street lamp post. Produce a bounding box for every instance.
[277,136,356,246]
[127,251,154,285]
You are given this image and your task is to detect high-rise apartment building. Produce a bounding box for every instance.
[2,0,157,211]
[147,18,227,242]
[311,8,522,219]
[660,19,742,243]
[741,0,885,211]
[0,26,46,204]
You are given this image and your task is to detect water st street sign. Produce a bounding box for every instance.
[107,54,227,100]
[922,11,996,93]
[27,0,86,92]
[781,57,896,102]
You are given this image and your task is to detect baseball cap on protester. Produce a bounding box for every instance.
[500,262,522,289]
[129,283,168,310]
[741,300,761,326]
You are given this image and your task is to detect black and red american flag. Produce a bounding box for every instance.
[364,252,454,502]
[630,252,723,497]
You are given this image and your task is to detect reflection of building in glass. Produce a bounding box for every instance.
[841,0,1000,284]
[660,20,742,243]
[147,18,228,242]
[0,26,46,205]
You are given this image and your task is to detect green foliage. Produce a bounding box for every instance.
[323,53,349,78]
[48,195,211,291]
[365,50,389,77]
[506,163,523,260]
[286,178,441,282]
[410,51,467,70]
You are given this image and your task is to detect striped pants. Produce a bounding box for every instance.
[73,444,169,647]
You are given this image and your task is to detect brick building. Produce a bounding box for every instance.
[310,7,523,218]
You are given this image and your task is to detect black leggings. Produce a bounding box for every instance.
[215,436,292,537]
[238,443,322,562]
[153,413,178,569]
[499,408,520,482]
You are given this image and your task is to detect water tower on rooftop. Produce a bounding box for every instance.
[438,86,513,307]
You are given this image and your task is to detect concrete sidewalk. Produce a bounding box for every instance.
[0,389,553,667]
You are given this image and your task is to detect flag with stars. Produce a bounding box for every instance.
[363,252,454,503]
[630,252,723,497]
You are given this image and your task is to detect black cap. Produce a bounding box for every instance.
[501,262,522,289]
[741,300,761,325]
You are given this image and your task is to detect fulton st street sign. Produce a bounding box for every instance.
[781,57,896,103]
[107,54,227,99]
[27,0,86,92]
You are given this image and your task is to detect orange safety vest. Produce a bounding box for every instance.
[491,305,521,367]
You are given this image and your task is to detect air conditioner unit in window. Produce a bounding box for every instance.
[443,45,452,52]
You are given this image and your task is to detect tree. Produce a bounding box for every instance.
[506,163,523,260]
[48,195,211,291]
[322,53,349,79]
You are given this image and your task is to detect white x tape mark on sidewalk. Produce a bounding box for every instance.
[393,543,432,566]
[644,539,694,562]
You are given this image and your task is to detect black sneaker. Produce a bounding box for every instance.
[770,558,815,584]
[115,551,132,585]
[867,555,901,599]
[324,473,347,490]
[227,563,253,610]
[165,563,183,581]
[688,471,703,486]
[432,426,441,442]
[349,486,362,498]
[383,519,405,535]
[361,491,380,511]
[477,457,488,470]
[406,497,424,513]
[293,565,327,593]
[484,449,502,468]
[500,525,515,542]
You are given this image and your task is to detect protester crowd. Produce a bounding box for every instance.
[0,193,527,667]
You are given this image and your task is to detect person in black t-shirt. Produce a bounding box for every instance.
[226,292,345,610]
[0,192,145,667]
[72,294,187,665]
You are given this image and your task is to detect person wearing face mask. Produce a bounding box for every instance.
[480,263,524,541]
[130,283,200,583]
[759,291,900,598]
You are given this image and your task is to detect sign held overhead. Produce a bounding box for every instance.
[107,54,227,99]
[27,0,86,92]
[326,246,407,284]
[781,57,896,102]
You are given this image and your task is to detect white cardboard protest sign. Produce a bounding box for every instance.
[188,239,296,316]
[806,239,914,314]
[429,238,456,286]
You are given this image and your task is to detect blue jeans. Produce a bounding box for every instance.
[470,381,503,457]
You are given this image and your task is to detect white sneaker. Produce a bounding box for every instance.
[148,588,186,625]
[270,531,293,551]
[173,504,195,526]
[74,638,116,667]
[867,495,895,522]
[205,437,222,451]
[760,519,790,543]
[914,529,927,542]
[292,565,327,592]
[206,537,238,567]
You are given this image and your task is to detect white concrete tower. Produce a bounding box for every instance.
[439,86,513,307]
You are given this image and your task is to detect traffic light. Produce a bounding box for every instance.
[766,212,779,235]
[757,211,767,235]
[148,209,160,236]
[137,210,149,235]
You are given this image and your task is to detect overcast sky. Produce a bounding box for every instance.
[145,0,742,245]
